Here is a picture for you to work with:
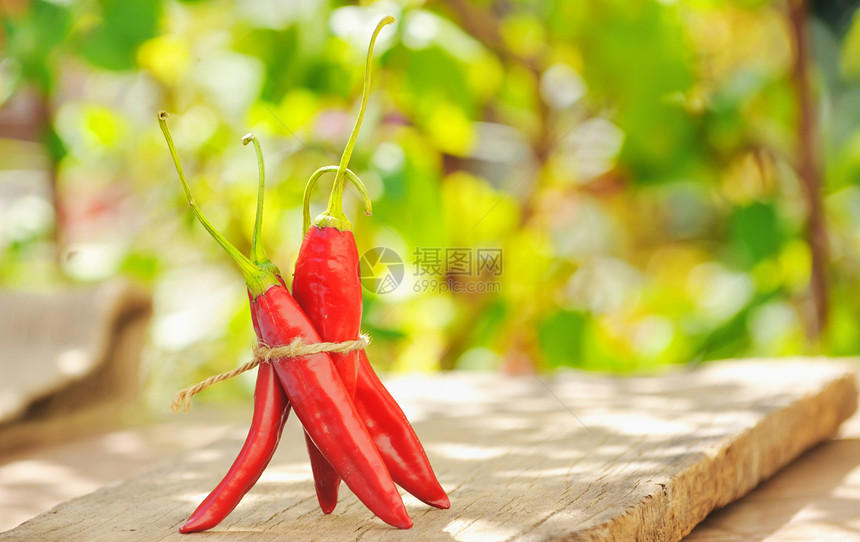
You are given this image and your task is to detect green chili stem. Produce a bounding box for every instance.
[303,166,373,233]
[243,133,268,265]
[158,112,276,296]
[326,15,395,218]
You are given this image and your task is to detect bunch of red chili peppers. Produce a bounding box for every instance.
[158,17,448,532]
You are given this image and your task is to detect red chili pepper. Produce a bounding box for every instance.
[291,18,391,514]
[286,166,367,513]
[159,114,412,530]
[179,362,291,533]
[163,131,295,533]
[293,217,363,514]
[355,351,449,508]
[294,17,448,513]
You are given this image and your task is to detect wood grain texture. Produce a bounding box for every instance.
[1,359,856,542]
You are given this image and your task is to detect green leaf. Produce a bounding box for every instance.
[76,0,163,71]
[1,0,72,92]
[730,201,782,266]
[539,310,588,368]
[405,47,474,115]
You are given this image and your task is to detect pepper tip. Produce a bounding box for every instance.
[178,515,209,534]
[431,496,451,509]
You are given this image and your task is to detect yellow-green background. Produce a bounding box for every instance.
[2,0,859,409]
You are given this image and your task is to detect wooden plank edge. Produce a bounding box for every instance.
[579,363,859,542]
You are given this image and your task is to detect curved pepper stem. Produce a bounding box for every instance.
[312,15,395,232]
[158,112,279,298]
[303,166,373,233]
[243,133,281,277]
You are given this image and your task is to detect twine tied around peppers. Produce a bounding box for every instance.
[171,334,371,413]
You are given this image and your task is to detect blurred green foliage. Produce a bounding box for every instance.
[2,0,860,408]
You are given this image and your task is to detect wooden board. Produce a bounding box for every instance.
[0,280,151,424]
[685,392,860,541]
[0,280,152,453]
[1,359,856,541]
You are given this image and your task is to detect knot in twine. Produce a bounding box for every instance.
[171,334,370,413]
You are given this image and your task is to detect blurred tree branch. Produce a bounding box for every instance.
[787,0,828,340]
